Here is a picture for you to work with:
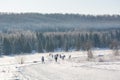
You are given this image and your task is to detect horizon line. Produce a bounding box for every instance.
[0,12,120,16]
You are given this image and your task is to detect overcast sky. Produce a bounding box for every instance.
[0,0,120,15]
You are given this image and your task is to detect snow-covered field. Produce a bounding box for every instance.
[0,50,120,80]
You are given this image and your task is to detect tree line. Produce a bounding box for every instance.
[0,13,120,32]
[0,29,120,55]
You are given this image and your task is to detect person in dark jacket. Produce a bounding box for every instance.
[55,54,58,62]
[41,56,45,64]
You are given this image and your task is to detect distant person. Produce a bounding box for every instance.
[55,54,58,62]
[62,55,66,60]
[49,53,52,56]
[69,55,71,59]
[51,54,54,58]
[59,54,62,58]
[41,56,45,64]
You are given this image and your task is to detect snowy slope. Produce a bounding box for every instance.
[0,50,120,80]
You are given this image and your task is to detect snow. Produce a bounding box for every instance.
[0,50,120,80]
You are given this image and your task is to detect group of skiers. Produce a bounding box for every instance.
[41,53,71,64]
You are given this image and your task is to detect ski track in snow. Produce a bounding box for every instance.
[0,50,120,80]
[21,61,120,80]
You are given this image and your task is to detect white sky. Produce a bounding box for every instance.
[0,0,120,15]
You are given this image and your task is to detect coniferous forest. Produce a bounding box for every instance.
[0,13,120,55]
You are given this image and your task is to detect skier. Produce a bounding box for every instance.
[69,55,71,59]
[59,54,62,58]
[41,56,45,64]
[54,54,58,62]
[62,55,66,60]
